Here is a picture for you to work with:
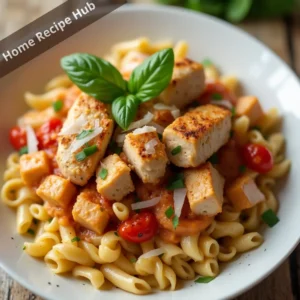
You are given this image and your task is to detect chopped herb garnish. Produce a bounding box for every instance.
[171,145,182,156]
[212,93,222,100]
[27,229,35,235]
[114,231,119,237]
[208,153,219,164]
[261,209,279,227]
[251,125,261,131]
[71,236,80,242]
[165,206,174,219]
[76,129,94,140]
[231,107,236,117]
[33,219,38,225]
[19,146,28,156]
[23,245,26,250]
[239,165,247,173]
[99,168,108,180]
[166,173,185,190]
[48,218,53,223]
[202,58,213,67]
[158,133,163,141]
[130,257,137,263]
[195,276,215,283]
[52,99,63,112]
[75,145,98,162]
[172,215,179,229]
[109,140,122,155]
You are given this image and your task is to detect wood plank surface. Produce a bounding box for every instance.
[0,2,299,300]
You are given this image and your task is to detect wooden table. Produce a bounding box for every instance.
[0,2,300,299]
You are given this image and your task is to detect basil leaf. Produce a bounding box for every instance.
[226,0,253,22]
[61,53,126,103]
[128,49,174,102]
[112,95,140,130]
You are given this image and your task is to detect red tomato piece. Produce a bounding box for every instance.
[36,118,63,150]
[9,126,27,150]
[118,211,158,243]
[199,81,236,105]
[242,143,273,173]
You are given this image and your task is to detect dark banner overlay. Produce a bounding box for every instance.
[0,0,127,78]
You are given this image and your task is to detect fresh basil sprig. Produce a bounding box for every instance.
[112,95,140,130]
[127,49,175,102]
[61,49,174,130]
[61,53,127,103]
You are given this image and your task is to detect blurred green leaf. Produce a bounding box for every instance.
[226,0,253,22]
[249,0,295,17]
[157,0,182,5]
[185,0,226,16]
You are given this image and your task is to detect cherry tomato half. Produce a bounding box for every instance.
[242,143,273,173]
[199,82,236,105]
[9,126,27,150]
[118,211,158,243]
[36,118,63,150]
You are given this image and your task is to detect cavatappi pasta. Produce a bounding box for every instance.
[1,37,291,294]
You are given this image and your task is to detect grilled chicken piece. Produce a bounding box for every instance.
[184,162,225,216]
[56,93,114,186]
[163,104,232,168]
[159,58,205,109]
[123,129,168,184]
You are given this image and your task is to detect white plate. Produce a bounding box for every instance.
[0,4,300,300]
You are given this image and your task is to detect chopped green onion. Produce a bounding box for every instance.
[172,215,179,229]
[195,276,215,283]
[165,206,174,219]
[171,145,182,156]
[231,107,236,117]
[99,168,108,180]
[76,129,94,140]
[166,173,185,190]
[261,209,279,227]
[76,145,98,162]
[19,146,28,156]
[212,93,222,100]
[130,257,137,263]
[52,100,63,112]
[23,245,26,250]
[71,236,80,243]
[239,165,247,173]
[109,140,122,155]
[208,153,219,164]
[27,229,35,236]
[202,58,213,67]
[114,231,119,237]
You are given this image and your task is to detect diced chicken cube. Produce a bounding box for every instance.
[236,96,264,126]
[36,175,77,208]
[56,93,114,186]
[123,130,168,184]
[72,189,110,234]
[163,104,232,168]
[184,162,225,216]
[20,151,50,186]
[159,58,205,109]
[96,154,134,201]
[226,175,265,211]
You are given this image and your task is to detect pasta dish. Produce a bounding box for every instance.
[1,38,291,294]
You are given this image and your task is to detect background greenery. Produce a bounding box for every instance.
[156,0,300,22]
